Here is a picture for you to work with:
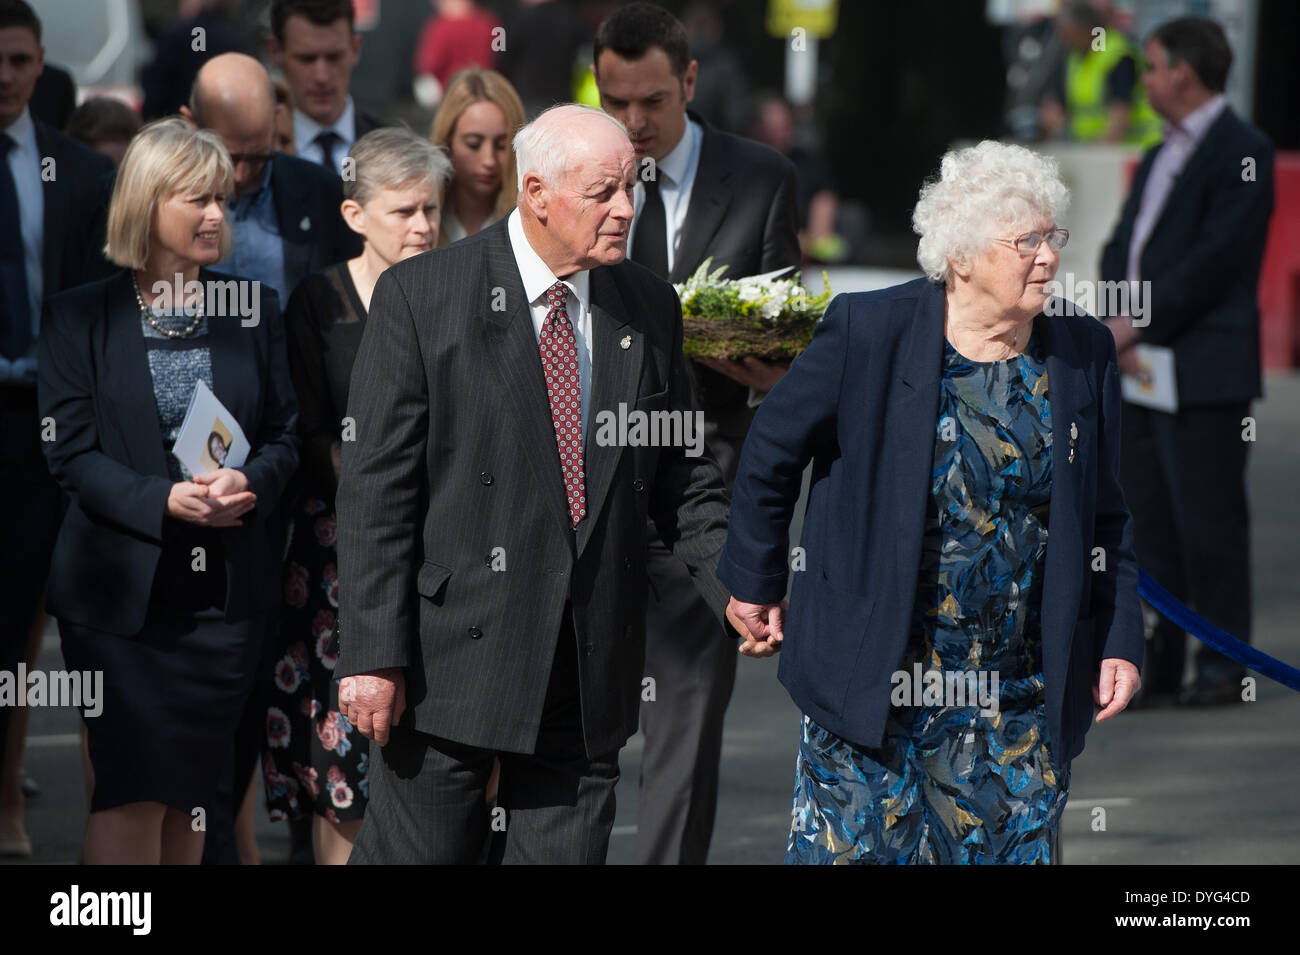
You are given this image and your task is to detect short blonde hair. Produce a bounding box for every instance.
[912,140,1070,284]
[105,118,235,269]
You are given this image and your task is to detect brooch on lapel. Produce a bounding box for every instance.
[620,335,632,350]
[299,216,311,232]
[1068,421,1077,463]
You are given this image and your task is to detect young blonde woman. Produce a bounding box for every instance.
[429,66,525,245]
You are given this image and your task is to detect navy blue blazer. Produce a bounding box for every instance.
[1100,106,1274,406]
[37,269,299,636]
[716,277,1145,767]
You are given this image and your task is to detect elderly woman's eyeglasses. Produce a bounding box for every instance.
[991,228,1070,255]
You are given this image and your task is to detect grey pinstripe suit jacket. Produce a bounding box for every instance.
[335,219,732,758]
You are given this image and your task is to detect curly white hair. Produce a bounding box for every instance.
[912,140,1071,284]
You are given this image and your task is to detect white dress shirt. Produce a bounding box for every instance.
[507,208,593,451]
[1126,94,1229,285]
[628,117,703,278]
[1,106,45,383]
[293,96,357,176]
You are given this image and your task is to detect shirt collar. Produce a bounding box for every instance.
[293,95,356,152]
[507,208,590,315]
[654,116,701,187]
[1181,93,1228,142]
[2,106,36,151]
[233,159,273,208]
[1163,93,1228,144]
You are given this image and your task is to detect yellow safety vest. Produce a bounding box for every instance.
[1066,36,1162,147]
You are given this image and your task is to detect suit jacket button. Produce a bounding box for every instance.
[480,472,493,486]
[623,557,632,572]
[632,478,645,492]
[469,626,483,639]
[484,554,494,567]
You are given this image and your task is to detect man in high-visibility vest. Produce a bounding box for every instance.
[1041,1,1161,146]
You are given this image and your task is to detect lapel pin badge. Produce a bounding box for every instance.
[299,216,311,231]
[620,335,632,350]
[1070,421,1078,440]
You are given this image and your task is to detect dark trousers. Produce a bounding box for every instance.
[1119,399,1253,690]
[350,611,620,864]
[636,527,737,864]
[0,387,61,770]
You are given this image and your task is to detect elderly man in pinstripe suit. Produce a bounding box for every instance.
[334,104,736,864]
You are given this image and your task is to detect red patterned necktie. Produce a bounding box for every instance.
[539,281,586,527]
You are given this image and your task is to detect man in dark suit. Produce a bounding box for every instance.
[268,0,385,176]
[335,104,734,864]
[592,2,800,865]
[185,53,359,304]
[1099,17,1273,707]
[0,0,114,855]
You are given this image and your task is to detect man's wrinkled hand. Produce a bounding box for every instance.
[726,596,786,658]
[339,667,407,745]
[1093,658,1141,722]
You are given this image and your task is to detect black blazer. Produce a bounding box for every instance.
[34,121,115,298]
[268,151,362,292]
[335,219,732,758]
[37,269,299,636]
[1100,106,1274,406]
[717,279,1145,767]
[668,112,801,484]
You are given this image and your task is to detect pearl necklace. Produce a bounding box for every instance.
[133,274,203,339]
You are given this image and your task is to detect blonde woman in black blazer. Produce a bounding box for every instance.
[38,118,298,864]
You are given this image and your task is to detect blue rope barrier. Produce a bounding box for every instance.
[1137,567,1300,692]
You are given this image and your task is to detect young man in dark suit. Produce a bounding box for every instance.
[335,104,734,864]
[1099,17,1274,707]
[0,0,114,856]
[268,0,386,176]
[592,2,800,865]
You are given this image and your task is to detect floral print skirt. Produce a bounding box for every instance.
[786,694,1068,865]
[263,495,369,823]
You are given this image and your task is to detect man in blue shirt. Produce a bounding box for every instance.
[184,53,357,304]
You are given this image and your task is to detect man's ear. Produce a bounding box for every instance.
[521,173,547,220]
[682,60,698,104]
[179,104,194,122]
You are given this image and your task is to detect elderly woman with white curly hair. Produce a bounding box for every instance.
[717,140,1145,864]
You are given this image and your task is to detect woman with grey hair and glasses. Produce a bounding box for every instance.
[264,126,453,864]
[718,140,1144,864]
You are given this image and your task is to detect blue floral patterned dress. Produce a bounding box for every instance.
[787,322,1066,864]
